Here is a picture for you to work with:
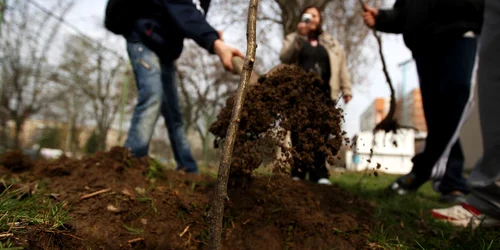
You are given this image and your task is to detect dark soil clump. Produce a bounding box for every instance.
[209,65,347,176]
[0,148,375,249]
[0,150,33,172]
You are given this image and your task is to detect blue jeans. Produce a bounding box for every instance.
[124,41,198,173]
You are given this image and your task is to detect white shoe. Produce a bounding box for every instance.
[317,178,332,185]
[292,177,301,181]
[431,203,500,229]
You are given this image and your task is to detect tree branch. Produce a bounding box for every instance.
[257,15,282,25]
[208,0,260,249]
[357,0,397,131]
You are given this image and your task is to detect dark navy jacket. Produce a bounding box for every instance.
[375,0,483,52]
[126,0,219,61]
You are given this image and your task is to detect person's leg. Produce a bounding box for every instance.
[159,60,198,173]
[309,150,331,184]
[290,130,306,180]
[427,37,476,192]
[431,2,500,227]
[387,51,440,194]
[124,42,163,157]
[388,38,476,195]
[466,0,500,219]
[436,140,469,203]
[308,133,331,184]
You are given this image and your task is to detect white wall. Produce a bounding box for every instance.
[349,129,415,175]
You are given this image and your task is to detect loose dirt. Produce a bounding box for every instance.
[209,65,347,177]
[0,147,375,250]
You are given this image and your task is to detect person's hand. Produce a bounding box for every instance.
[343,95,352,104]
[297,22,310,36]
[213,39,245,71]
[218,30,224,41]
[362,4,378,28]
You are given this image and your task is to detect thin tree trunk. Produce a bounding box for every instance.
[203,116,211,168]
[0,122,5,149]
[14,118,23,149]
[65,94,75,153]
[208,0,260,249]
[97,128,107,151]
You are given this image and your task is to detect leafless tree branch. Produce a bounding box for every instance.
[208,0,260,249]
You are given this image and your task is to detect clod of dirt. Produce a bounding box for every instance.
[374,118,400,134]
[210,65,346,177]
[0,150,33,172]
[106,204,120,213]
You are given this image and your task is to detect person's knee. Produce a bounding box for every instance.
[136,84,163,111]
[439,77,471,100]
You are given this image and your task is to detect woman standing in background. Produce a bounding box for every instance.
[279,5,353,185]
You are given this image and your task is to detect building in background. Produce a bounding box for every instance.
[347,88,428,174]
[354,85,483,171]
[359,88,427,152]
[360,88,426,133]
[347,129,416,174]
[395,88,427,153]
[359,97,390,132]
[396,88,426,132]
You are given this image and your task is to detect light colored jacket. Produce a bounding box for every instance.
[279,32,352,101]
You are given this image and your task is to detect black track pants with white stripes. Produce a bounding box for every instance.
[409,36,477,194]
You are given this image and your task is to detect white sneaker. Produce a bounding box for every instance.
[292,177,301,181]
[431,203,500,229]
[317,178,332,185]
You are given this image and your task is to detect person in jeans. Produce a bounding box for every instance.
[280,6,353,185]
[431,0,500,228]
[362,0,483,203]
[124,0,243,173]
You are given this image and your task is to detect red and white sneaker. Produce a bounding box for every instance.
[431,203,500,229]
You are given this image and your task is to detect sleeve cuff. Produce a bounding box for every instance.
[207,33,221,54]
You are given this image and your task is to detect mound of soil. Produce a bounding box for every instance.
[209,65,347,177]
[1,147,375,250]
[0,150,33,172]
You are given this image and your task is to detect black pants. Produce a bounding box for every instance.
[410,37,477,194]
[290,131,329,182]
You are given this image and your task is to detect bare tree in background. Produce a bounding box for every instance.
[50,75,89,155]
[57,34,129,151]
[214,0,384,85]
[176,41,239,166]
[0,0,76,149]
[323,0,383,85]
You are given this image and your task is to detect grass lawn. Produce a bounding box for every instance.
[330,171,499,250]
[0,180,70,249]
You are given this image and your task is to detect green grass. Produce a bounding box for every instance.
[330,171,500,250]
[0,181,71,248]
[0,238,24,250]
[0,184,70,232]
[123,223,144,235]
[147,157,166,180]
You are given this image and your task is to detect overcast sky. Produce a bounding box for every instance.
[36,0,420,138]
